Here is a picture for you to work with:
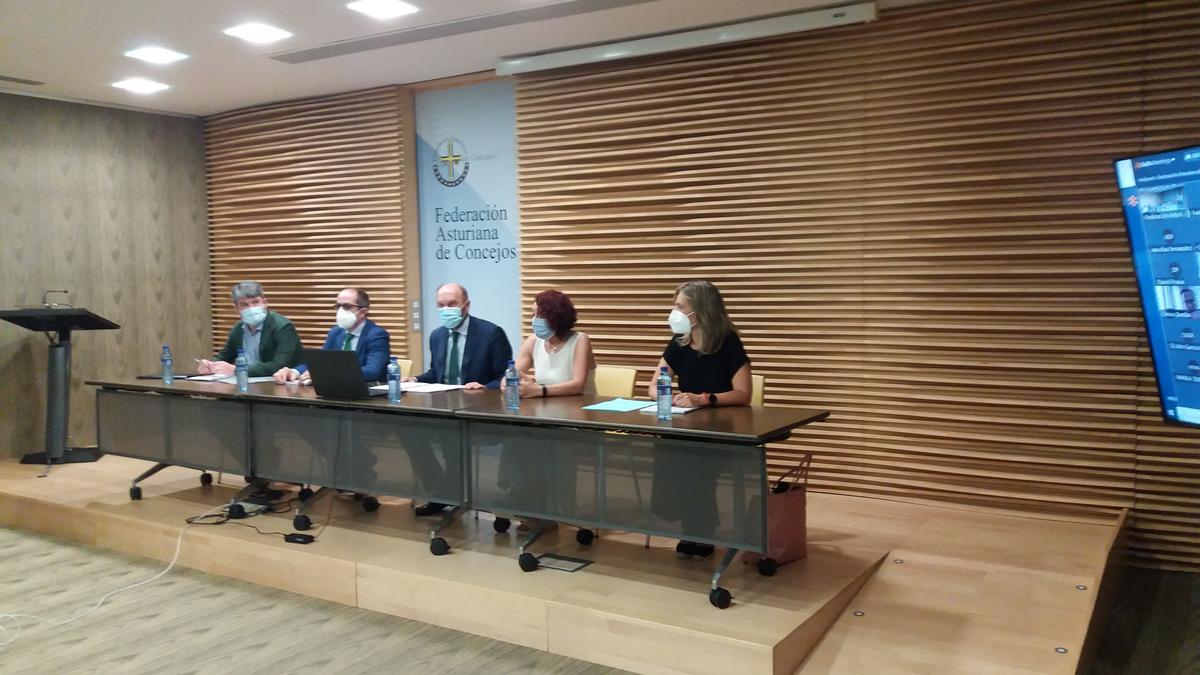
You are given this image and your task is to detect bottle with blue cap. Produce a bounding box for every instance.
[387,356,401,402]
[235,349,248,392]
[160,344,173,384]
[505,359,520,410]
[656,366,672,421]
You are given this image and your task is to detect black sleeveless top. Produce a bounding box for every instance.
[662,332,749,394]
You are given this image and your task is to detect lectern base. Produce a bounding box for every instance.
[20,447,104,465]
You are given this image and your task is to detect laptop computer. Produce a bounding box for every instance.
[301,349,387,400]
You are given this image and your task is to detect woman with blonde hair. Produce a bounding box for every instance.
[647,280,752,558]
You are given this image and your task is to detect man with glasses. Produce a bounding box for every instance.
[199,281,302,377]
[274,287,391,384]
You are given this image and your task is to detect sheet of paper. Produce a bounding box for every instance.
[581,398,651,412]
[406,382,466,393]
[370,382,465,393]
[638,403,698,415]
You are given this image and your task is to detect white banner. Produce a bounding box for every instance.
[415,79,521,362]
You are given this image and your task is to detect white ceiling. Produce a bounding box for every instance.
[0,0,927,117]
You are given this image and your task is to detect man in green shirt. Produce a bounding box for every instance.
[198,281,302,377]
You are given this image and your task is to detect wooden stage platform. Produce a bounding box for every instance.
[0,456,1121,674]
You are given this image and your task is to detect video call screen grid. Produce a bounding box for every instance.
[1116,144,1200,426]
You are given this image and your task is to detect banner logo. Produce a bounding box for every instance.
[434,137,470,187]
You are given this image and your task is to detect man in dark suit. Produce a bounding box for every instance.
[408,282,512,389]
[274,288,391,384]
[199,281,302,377]
[407,282,513,515]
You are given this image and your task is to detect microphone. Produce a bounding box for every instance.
[42,290,70,308]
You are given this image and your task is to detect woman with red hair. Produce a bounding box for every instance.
[507,288,596,397]
[499,289,596,533]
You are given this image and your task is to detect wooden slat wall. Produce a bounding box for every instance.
[205,86,409,357]
[515,0,1200,570]
[0,94,209,456]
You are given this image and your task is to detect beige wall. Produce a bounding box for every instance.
[0,94,209,458]
[515,0,1200,571]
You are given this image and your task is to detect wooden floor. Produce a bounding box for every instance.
[0,525,625,674]
[0,456,1120,674]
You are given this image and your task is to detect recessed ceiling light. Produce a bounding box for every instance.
[347,0,418,20]
[124,46,188,65]
[223,22,292,44]
[112,78,169,94]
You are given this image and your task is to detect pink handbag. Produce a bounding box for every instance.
[742,454,811,576]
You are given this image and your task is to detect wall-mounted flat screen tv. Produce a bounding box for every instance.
[1116,144,1200,426]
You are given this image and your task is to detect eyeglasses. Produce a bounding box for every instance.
[334,303,362,311]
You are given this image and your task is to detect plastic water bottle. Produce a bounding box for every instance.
[160,344,173,384]
[235,349,248,392]
[387,357,401,403]
[505,359,520,410]
[657,366,672,421]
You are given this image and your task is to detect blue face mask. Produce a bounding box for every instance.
[532,316,554,340]
[439,306,464,330]
[240,305,267,328]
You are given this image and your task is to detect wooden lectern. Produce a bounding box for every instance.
[0,308,120,464]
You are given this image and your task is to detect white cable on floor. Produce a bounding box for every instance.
[0,502,224,653]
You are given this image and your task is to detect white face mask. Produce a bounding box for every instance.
[668,308,693,335]
[240,305,267,328]
[336,307,358,330]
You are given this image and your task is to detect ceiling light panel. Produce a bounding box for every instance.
[124,46,188,64]
[347,0,419,20]
[223,22,293,44]
[112,78,169,94]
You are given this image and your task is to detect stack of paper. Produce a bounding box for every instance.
[188,375,276,384]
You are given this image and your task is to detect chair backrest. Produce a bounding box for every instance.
[751,373,765,406]
[594,365,637,398]
[394,358,413,379]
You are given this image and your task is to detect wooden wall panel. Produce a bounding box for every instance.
[0,94,209,457]
[204,86,412,362]
[516,0,1200,570]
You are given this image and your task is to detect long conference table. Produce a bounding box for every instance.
[90,378,828,608]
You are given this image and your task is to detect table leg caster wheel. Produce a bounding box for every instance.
[757,558,778,577]
[294,514,312,531]
[709,587,733,609]
[130,486,142,501]
[298,486,314,501]
[362,496,380,512]
[576,528,595,546]
[430,537,450,556]
[518,552,539,572]
[493,517,511,533]
[200,472,213,487]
